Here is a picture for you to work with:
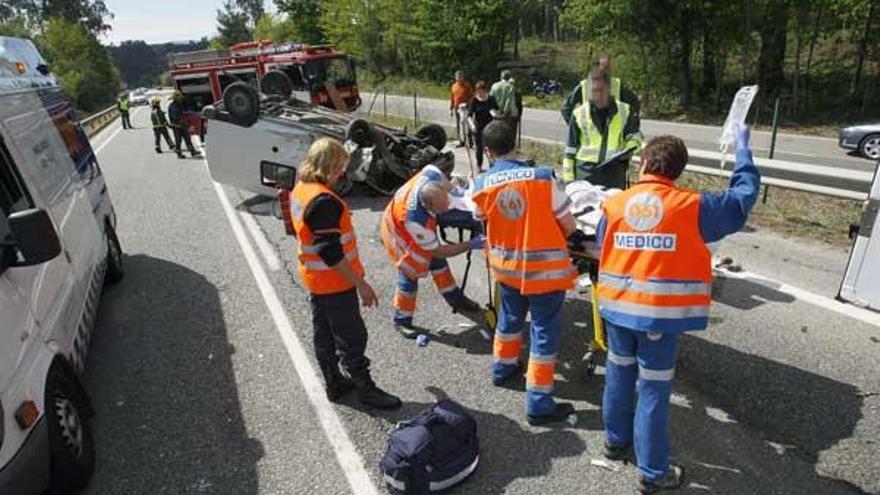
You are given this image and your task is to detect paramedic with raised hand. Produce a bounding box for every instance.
[381,165,484,338]
[596,125,759,493]
[291,138,402,411]
[471,120,579,426]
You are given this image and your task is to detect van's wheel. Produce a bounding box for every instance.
[45,366,95,493]
[416,123,447,150]
[223,82,260,127]
[105,223,124,284]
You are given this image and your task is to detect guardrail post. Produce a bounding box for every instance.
[762,97,782,204]
[413,90,418,127]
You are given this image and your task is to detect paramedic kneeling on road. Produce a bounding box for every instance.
[381,165,484,338]
[291,138,401,410]
[596,125,759,493]
[472,121,579,426]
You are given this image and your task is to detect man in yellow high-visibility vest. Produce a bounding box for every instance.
[562,70,642,187]
[561,54,640,126]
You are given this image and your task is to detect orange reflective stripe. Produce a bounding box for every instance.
[431,267,456,294]
[493,334,522,362]
[526,358,556,391]
[597,285,711,307]
[394,291,417,313]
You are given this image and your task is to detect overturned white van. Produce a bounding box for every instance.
[0,37,123,494]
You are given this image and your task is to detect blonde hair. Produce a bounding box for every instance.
[298,138,349,184]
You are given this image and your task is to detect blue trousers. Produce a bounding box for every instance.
[393,257,466,327]
[603,321,680,482]
[492,283,565,417]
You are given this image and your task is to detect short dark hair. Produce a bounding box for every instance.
[483,121,516,156]
[589,69,611,87]
[641,135,689,180]
[501,69,513,80]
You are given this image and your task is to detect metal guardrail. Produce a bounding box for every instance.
[81,105,119,138]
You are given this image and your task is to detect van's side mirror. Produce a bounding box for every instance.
[260,161,297,190]
[7,209,62,267]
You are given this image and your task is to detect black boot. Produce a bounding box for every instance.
[450,295,482,315]
[319,361,356,403]
[155,146,162,154]
[638,465,684,493]
[350,371,401,410]
[527,402,575,426]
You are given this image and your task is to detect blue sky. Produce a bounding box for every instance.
[102,0,275,45]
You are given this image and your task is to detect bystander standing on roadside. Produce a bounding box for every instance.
[449,70,474,147]
[490,70,520,137]
[468,81,498,171]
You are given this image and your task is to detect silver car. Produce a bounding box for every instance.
[839,123,880,160]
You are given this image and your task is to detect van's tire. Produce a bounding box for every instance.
[346,119,375,147]
[260,70,293,99]
[105,223,124,284]
[416,123,447,150]
[45,366,96,493]
[223,82,260,127]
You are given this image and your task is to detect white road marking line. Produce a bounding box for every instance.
[211,179,379,495]
[93,127,122,155]
[238,210,282,272]
[715,268,880,328]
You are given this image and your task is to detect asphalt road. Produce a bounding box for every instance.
[80,109,879,494]
[360,92,875,172]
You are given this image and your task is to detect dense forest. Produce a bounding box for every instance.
[211,0,878,125]
[109,39,210,89]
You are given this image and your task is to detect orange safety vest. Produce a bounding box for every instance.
[471,164,576,295]
[598,175,712,332]
[380,170,438,279]
[290,181,365,295]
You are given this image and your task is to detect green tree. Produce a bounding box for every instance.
[38,17,120,111]
[273,0,324,43]
[254,13,300,42]
[1,0,111,34]
[236,0,265,29]
[215,0,252,48]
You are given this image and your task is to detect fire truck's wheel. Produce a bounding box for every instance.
[223,82,260,127]
[260,70,293,98]
[416,123,447,150]
[346,119,375,147]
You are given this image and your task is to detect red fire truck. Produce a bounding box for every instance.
[168,40,361,138]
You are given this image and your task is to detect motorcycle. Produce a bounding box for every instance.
[530,75,563,99]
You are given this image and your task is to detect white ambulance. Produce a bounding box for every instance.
[0,37,123,493]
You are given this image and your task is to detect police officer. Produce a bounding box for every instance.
[381,164,484,337]
[471,121,578,426]
[291,138,402,410]
[117,94,131,130]
[167,91,201,159]
[150,98,174,154]
[597,125,759,493]
[562,69,642,187]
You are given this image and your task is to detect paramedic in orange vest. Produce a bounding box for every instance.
[381,165,485,338]
[291,138,401,410]
[471,121,579,426]
[597,125,759,493]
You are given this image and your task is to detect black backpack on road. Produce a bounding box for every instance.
[380,399,480,494]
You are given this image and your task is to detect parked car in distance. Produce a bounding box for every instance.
[128,89,148,106]
[839,122,880,160]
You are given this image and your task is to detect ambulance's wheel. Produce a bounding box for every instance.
[582,351,598,381]
[260,70,293,99]
[484,306,497,332]
[223,82,260,127]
